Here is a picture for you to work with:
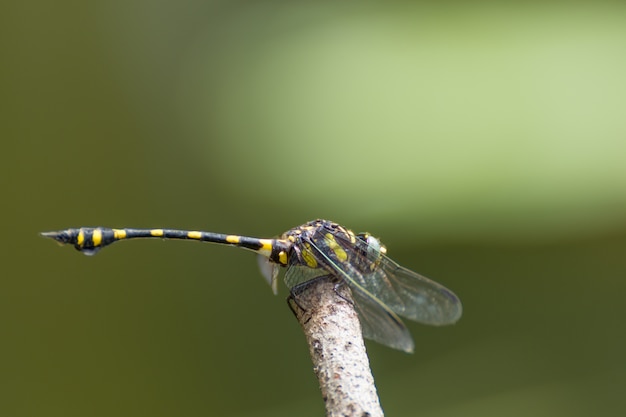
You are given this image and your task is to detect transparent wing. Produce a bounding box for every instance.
[284,263,328,289]
[257,254,280,295]
[302,231,415,352]
[322,228,462,325]
[370,256,462,325]
[284,261,414,352]
[350,284,415,353]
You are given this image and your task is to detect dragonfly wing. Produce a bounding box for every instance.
[366,257,462,325]
[328,230,463,325]
[284,263,327,289]
[257,254,280,295]
[303,230,415,352]
[350,284,415,353]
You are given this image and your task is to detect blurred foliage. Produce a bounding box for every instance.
[2,1,625,416]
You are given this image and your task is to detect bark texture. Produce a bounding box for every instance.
[289,278,384,417]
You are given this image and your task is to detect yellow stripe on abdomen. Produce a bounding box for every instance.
[92,229,102,247]
[113,229,127,240]
[257,239,273,257]
[187,231,202,239]
[77,229,85,247]
[226,235,240,244]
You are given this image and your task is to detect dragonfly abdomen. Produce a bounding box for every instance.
[41,227,283,258]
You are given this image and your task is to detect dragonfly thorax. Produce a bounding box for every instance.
[277,220,389,277]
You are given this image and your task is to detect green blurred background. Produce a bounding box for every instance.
[2,1,625,416]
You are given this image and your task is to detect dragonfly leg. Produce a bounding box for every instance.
[332,281,354,306]
[287,275,334,317]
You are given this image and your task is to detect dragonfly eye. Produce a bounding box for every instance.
[356,233,386,263]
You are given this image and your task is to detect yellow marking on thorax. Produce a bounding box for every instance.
[150,229,164,237]
[257,239,273,257]
[113,229,127,240]
[302,243,318,268]
[226,235,240,244]
[77,229,85,246]
[325,233,348,262]
[187,231,202,239]
[278,250,288,265]
[92,229,103,247]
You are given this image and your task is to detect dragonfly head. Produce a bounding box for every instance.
[356,233,387,269]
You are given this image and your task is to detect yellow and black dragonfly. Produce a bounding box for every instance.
[42,219,462,352]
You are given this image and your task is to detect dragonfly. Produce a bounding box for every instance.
[42,219,462,352]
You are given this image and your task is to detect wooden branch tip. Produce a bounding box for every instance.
[289,278,384,417]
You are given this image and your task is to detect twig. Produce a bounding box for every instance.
[289,278,384,417]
